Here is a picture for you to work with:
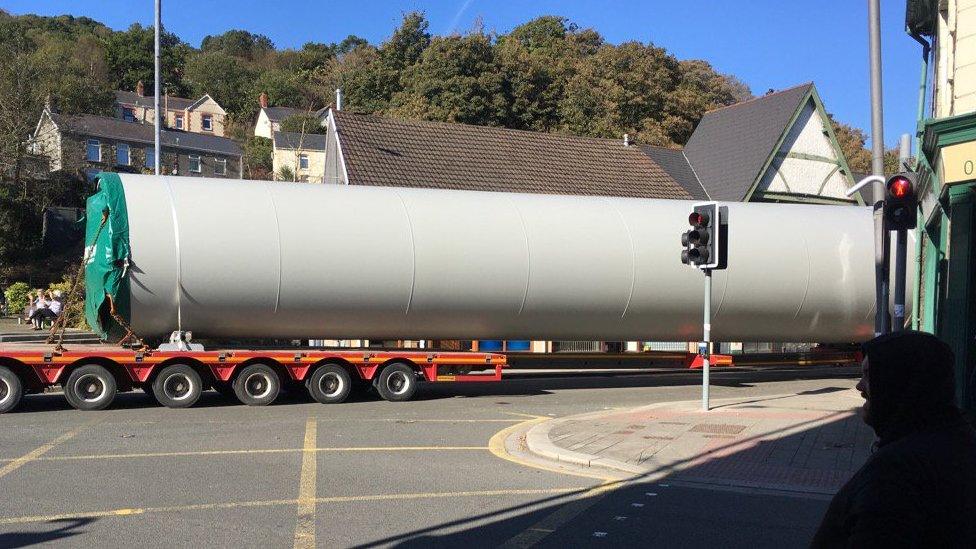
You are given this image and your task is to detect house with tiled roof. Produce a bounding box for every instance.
[273,131,327,183]
[31,108,243,183]
[114,81,228,137]
[683,83,860,204]
[274,82,857,209]
[254,93,328,139]
[300,109,696,200]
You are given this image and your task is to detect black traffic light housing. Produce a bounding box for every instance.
[883,172,918,231]
[681,202,727,270]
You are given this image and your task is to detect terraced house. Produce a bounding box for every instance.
[114,80,228,137]
[31,108,243,184]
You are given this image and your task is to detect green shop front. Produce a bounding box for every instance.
[915,115,976,411]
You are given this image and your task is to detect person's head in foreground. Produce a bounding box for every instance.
[812,330,976,548]
[856,330,957,442]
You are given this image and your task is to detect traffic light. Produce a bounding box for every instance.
[681,202,724,270]
[883,173,918,231]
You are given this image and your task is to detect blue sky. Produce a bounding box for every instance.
[5,0,921,148]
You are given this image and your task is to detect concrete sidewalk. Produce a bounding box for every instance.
[525,387,874,495]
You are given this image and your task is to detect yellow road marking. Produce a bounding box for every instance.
[294,418,317,549]
[502,412,548,420]
[0,488,583,526]
[487,418,628,547]
[487,419,617,482]
[0,446,491,463]
[498,482,622,549]
[0,422,95,479]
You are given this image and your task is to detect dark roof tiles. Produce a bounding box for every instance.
[273,131,327,151]
[332,110,691,200]
[683,83,813,201]
[49,112,242,157]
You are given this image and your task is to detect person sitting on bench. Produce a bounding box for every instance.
[29,290,61,330]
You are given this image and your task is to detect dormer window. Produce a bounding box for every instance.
[174,114,184,130]
[202,114,213,131]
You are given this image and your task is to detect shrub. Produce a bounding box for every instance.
[4,282,30,315]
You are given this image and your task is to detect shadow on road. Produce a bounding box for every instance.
[357,408,865,548]
[0,518,95,548]
[12,366,858,414]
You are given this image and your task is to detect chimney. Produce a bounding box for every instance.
[623,133,630,147]
[44,94,57,114]
[136,80,145,96]
[335,88,343,111]
[259,92,269,109]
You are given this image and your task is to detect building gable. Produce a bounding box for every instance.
[747,88,857,204]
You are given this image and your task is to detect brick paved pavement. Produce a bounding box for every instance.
[528,387,874,494]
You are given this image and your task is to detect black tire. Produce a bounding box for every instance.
[232,364,280,406]
[0,366,23,414]
[151,364,203,409]
[63,364,117,411]
[374,362,418,402]
[306,364,352,404]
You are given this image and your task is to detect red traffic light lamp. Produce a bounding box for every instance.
[883,173,918,231]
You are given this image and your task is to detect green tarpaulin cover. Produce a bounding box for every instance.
[84,172,130,339]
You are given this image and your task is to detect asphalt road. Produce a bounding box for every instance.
[0,367,856,548]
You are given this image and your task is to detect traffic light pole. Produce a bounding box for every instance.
[893,228,908,331]
[702,269,711,411]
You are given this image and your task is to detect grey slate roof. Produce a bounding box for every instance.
[263,107,327,123]
[273,131,327,151]
[263,106,302,122]
[49,112,242,157]
[639,145,708,200]
[331,110,692,200]
[115,90,195,110]
[683,83,813,201]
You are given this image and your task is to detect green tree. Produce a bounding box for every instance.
[103,23,190,96]
[184,51,257,116]
[381,12,430,71]
[279,114,327,134]
[201,29,274,61]
[242,136,273,180]
[390,31,507,126]
[559,41,681,145]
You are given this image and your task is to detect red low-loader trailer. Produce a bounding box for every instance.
[0,343,506,413]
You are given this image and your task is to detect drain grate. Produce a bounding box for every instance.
[690,423,747,435]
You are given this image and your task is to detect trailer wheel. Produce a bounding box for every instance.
[152,364,203,409]
[63,364,117,411]
[306,364,352,404]
[374,362,418,402]
[0,366,23,414]
[232,364,280,406]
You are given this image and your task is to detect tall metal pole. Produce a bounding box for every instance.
[702,269,711,411]
[154,0,162,176]
[868,0,889,335]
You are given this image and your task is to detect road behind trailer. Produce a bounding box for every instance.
[0,344,505,413]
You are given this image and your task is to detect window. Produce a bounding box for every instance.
[145,147,155,169]
[188,155,201,173]
[299,154,309,170]
[86,139,101,162]
[122,107,135,122]
[202,115,213,131]
[116,143,130,166]
[214,157,226,176]
[174,114,184,129]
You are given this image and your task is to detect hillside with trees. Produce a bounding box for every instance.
[0,10,886,284]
